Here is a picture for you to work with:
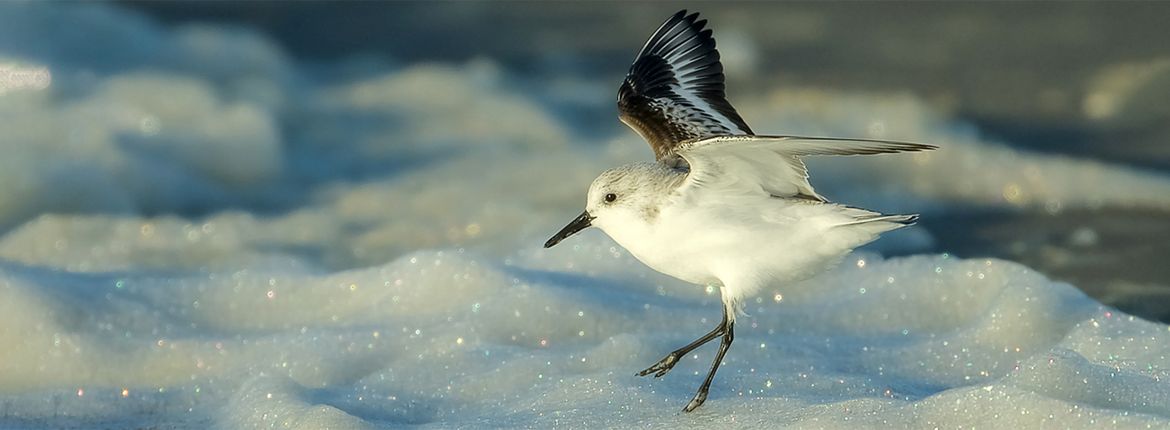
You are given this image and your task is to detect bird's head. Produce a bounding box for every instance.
[544,164,672,248]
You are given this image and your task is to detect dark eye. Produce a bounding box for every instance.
[604,193,617,203]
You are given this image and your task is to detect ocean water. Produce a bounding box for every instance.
[1,3,1168,428]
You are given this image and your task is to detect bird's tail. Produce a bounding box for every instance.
[838,213,918,227]
[831,209,919,241]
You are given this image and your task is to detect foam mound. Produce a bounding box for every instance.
[1,3,1169,429]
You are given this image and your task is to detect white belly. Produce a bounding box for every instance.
[598,200,876,301]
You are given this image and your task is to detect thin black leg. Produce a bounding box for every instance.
[683,319,734,412]
[637,311,727,378]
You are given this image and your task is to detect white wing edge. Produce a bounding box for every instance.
[675,134,936,202]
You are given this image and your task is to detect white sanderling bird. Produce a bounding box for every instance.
[544,10,936,412]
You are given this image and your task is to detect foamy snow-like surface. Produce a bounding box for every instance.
[3,243,1169,428]
[1,3,1169,429]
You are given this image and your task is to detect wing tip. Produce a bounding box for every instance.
[641,9,712,58]
[779,135,939,154]
[675,9,703,26]
[904,142,939,152]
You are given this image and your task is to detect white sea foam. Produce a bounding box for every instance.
[1,240,1168,428]
[0,3,1169,429]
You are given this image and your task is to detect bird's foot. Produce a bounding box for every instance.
[682,390,708,413]
[636,352,680,378]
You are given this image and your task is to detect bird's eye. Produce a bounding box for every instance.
[604,193,617,203]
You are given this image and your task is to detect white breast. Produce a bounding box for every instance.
[595,205,720,286]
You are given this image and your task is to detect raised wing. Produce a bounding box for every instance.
[676,135,937,202]
[617,10,752,161]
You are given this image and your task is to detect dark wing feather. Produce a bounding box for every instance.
[617,10,752,161]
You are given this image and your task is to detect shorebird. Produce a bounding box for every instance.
[544,10,935,412]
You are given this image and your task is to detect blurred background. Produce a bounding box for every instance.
[4,3,1170,428]
[2,1,1169,321]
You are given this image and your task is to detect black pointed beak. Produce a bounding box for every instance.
[544,211,594,248]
